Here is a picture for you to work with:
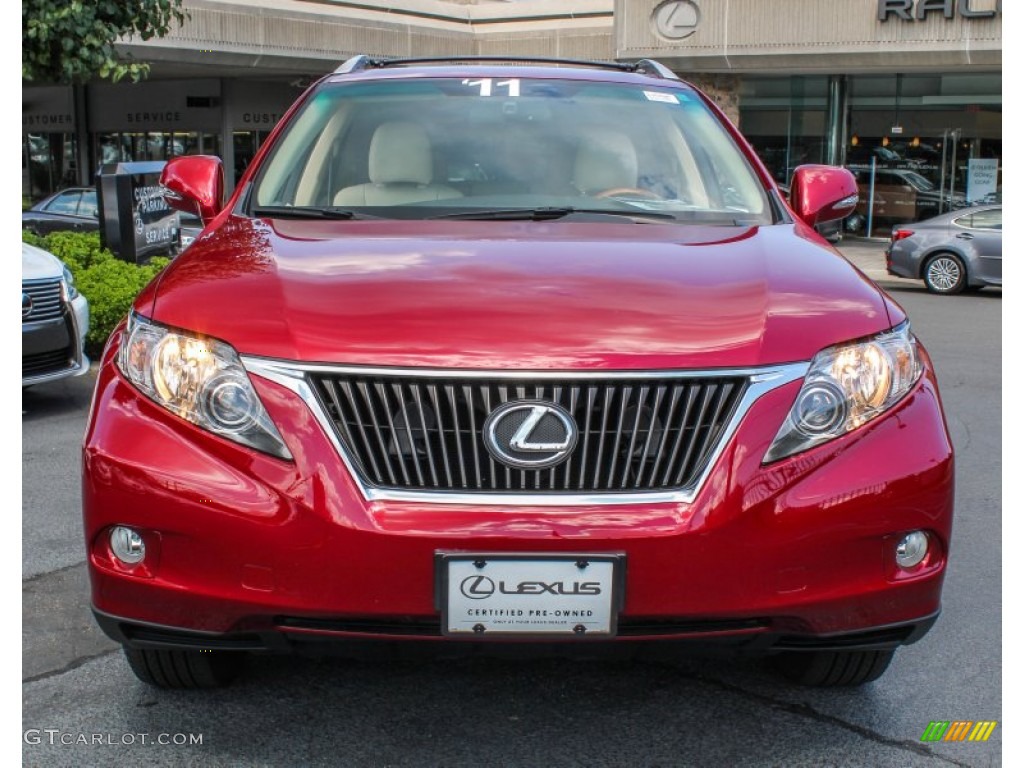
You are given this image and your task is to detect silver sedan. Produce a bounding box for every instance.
[22,243,90,386]
[885,205,1001,295]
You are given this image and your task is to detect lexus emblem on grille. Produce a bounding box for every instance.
[483,401,578,470]
[22,293,32,319]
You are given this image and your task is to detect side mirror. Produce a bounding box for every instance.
[160,155,224,225]
[788,165,859,228]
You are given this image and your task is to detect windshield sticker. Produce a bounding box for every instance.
[462,78,521,97]
[644,91,679,104]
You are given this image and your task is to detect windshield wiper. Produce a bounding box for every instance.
[251,205,377,220]
[429,206,678,222]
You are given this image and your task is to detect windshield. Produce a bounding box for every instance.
[253,77,771,224]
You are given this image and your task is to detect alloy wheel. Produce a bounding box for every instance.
[925,255,964,294]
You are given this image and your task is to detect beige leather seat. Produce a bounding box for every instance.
[333,122,463,206]
[572,128,639,196]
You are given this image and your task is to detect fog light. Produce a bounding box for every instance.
[110,526,146,565]
[895,531,929,569]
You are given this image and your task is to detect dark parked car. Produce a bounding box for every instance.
[886,205,1001,294]
[23,187,100,236]
[843,168,966,234]
[176,212,204,251]
[83,56,952,691]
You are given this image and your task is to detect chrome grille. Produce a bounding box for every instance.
[309,374,747,493]
[22,278,65,323]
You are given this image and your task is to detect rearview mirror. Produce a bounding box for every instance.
[160,155,224,225]
[788,165,859,228]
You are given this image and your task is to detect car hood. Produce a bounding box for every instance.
[22,243,63,280]
[145,217,894,370]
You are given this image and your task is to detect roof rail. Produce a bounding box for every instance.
[633,59,680,80]
[334,55,679,79]
[335,55,375,74]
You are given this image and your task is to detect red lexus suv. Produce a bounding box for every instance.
[83,57,954,689]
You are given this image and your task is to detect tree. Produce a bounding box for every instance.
[23,0,187,84]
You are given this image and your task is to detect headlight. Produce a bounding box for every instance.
[764,323,922,462]
[61,265,79,300]
[117,313,292,459]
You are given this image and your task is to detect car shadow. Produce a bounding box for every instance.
[115,652,906,766]
[883,285,1002,300]
[22,371,96,423]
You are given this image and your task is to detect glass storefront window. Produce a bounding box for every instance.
[96,131,222,166]
[233,130,271,185]
[739,76,828,185]
[23,133,78,204]
[845,73,1001,236]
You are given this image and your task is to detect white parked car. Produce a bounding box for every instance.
[22,243,90,386]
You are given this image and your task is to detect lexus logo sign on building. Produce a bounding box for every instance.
[652,0,701,40]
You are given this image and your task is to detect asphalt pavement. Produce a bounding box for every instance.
[22,242,1002,767]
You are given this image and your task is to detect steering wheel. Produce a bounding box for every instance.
[594,187,664,201]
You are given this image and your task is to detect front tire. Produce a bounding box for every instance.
[923,253,967,295]
[124,647,244,689]
[773,649,894,686]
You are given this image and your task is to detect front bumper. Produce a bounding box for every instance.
[94,606,940,657]
[84,334,955,652]
[22,293,90,386]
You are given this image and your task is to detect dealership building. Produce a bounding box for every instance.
[23,0,1001,230]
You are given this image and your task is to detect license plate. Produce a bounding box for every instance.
[438,554,622,637]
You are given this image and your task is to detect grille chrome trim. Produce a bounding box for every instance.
[22,278,65,323]
[242,358,808,506]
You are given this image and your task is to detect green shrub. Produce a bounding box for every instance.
[38,231,113,273]
[22,229,45,248]
[22,230,170,357]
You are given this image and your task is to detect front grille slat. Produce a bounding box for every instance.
[444,385,469,489]
[22,278,65,323]
[681,382,737,485]
[321,378,369,478]
[338,379,384,484]
[592,387,615,489]
[463,385,483,489]
[605,385,632,489]
[427,384,453,488]
[548,386,562,490]
[480,386,497,489]
[660,386,701,487]
[411,383,440,488]
[376,383,411,486]
[645,385,681,487]
[564,385,580,490]
[675,385,717,487]
[358,381,396,486]
[309,373,747,495]
[636,385,666,488]
[496,386,512,489]
[394,384,425,487]
[621,385,649,488]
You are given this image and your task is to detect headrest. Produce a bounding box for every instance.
[573,128,638,194]
[369,122,433,185]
